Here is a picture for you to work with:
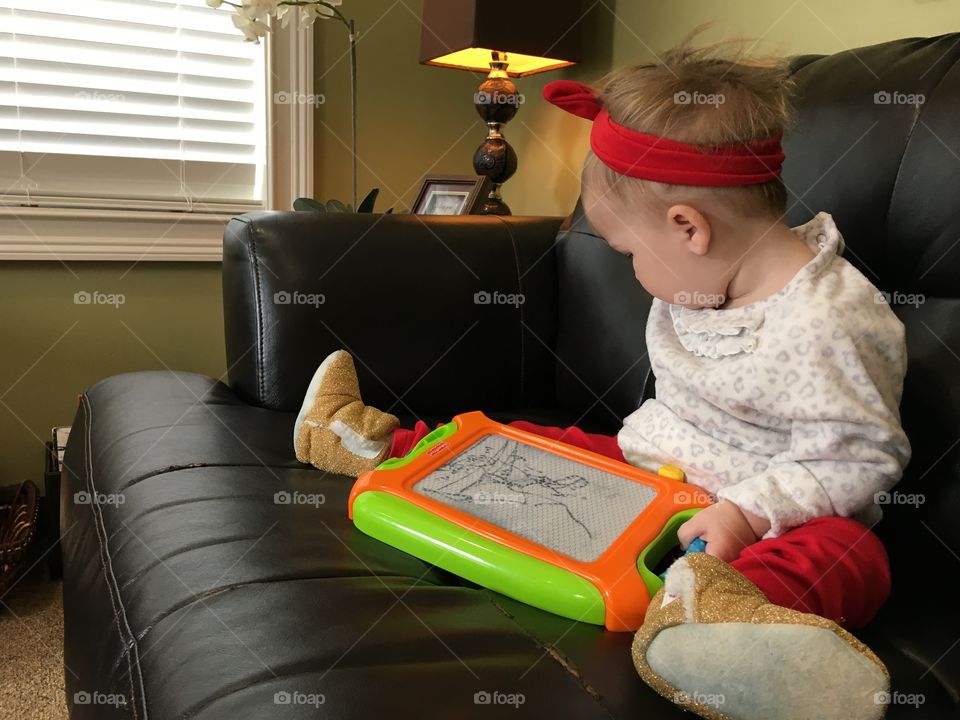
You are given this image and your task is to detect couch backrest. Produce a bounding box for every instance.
[553,34,960,562]
[222,212,562,416]
[554,204,655,430]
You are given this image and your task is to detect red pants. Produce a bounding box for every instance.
[390,421,890,629]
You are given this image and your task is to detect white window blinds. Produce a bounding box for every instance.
[0,0,266,212]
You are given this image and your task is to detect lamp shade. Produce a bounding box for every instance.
[419,0,583,77]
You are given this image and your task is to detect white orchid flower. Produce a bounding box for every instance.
[297,3,339,30]
[242,0,281,20]
[223,1,345,42]
[275,5,295,29]
[297,5,319,29]
[231,10,270,43]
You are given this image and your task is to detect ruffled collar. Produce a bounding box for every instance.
[671,302,765,358]
[669,211,843,359]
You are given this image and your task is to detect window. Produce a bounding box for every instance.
[0,0,266,211]
[0,0,311,261]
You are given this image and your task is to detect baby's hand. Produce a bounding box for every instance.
[677,500,770,563]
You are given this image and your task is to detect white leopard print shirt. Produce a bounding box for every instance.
[617,211,911,538]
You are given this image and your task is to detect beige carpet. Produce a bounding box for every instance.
[0,576,68,720]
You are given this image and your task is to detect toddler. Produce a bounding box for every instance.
[293,42,909,720]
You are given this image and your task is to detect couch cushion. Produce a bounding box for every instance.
[61,371,958,718]
[59,372,666,718]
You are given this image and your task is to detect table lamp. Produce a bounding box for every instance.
[419,0,584,214]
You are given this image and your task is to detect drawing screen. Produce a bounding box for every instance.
[412,434,658,561]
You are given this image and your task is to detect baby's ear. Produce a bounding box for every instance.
[661,555,697,622]
[666,203,712,256]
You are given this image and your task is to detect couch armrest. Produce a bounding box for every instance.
[223,211,563,414]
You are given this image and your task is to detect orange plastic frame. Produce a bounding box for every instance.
[348,411,711,631]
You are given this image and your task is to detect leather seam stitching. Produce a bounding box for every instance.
[495,217,526,402]
[884,44,957,239]
[248,223,267,403]
[81,394,146,720]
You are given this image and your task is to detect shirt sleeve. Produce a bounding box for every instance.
[714,297,912,539]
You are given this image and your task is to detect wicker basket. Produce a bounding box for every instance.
[0,480,40,597]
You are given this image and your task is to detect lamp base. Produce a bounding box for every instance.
[479,196,511,215]
[478,182,511,215]
[473,55,518,216]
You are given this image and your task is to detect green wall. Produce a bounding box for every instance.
[0,263,225,486]
[1,0,956,490]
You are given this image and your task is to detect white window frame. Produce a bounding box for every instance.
[0,20,313,262]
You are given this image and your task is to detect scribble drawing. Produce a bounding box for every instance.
[414,435,658,562]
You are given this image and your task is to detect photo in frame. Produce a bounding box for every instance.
[411,174,492,215]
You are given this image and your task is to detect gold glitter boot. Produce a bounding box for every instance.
[293,350,399,477]
[632,552,889,720]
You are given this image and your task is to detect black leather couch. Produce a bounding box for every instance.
[61,34,960,719]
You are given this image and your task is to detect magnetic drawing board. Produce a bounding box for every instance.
[348,411,710,631]
[413,434,658,562]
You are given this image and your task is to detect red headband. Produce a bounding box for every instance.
[542,79,784,186]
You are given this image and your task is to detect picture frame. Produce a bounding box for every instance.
[411,174,492,215]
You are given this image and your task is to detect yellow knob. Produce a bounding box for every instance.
[658,464,686,482]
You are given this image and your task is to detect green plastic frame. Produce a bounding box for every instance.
[636,508,703,598]
[353,490,606,624]
[375,421,458,471]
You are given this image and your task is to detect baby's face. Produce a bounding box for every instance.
[582,187,723,308]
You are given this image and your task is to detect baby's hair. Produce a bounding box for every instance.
[581,31,796,220]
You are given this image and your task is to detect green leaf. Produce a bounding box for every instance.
[358,188,379,213]
[325,198,349,213]
[293,197,327,212]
